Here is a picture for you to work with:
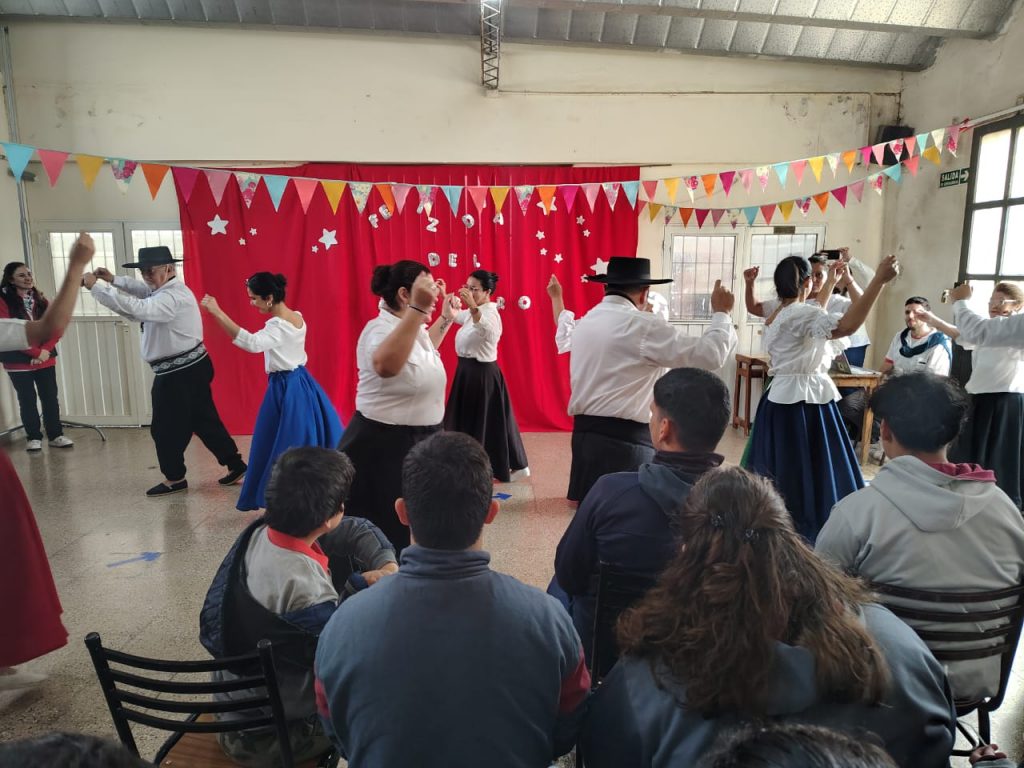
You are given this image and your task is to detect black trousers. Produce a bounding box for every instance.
[8,367,63,441]
[150,355,243,481]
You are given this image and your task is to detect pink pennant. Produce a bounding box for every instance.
[904,136,917,157]
[760,204,776,225]
[831,186,848,208]
[37,149,69,187]
[797,198,812,217]
[392,184,413,214]
[872,144,886,166]
[888,138,905,161]
[560,184,580,212]
[172,167,201,203]
[947,125,962,156]
[790,160,807,186]
[467,186,489,214]
[694,209,710,228]
[292,178,319,213]
[739,169,754,193]
[711,208,726,226]
[641,180,658,201]
[849,179,865,202]
[719,171,736,197]
[903,156,920,176]
[581,183,601,212]
[205,170,232,205]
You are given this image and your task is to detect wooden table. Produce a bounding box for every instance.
[732,353,771,436]
[831,370,883,465]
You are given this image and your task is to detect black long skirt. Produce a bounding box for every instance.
[567,415,655,503]
[337,411,442,551]
[444,357,528,482]
[950,392,1024,509]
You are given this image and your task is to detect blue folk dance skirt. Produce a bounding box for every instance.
[237,366,345,511]
[742,397,864,542]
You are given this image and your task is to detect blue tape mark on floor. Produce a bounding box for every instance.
[107,551,163,568]
[493,492,512,500]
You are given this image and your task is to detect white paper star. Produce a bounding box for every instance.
[537,199,557,214]
[591,258,609,275]
[540,248,548,256]
[576,216,586,225]
[238,238,246,246]
[207,215,228,235]
[319,229,338,250]
[554,253,563,263]
[582,229,591,238]
[311,245,319,254]
[535,230,546,240]
[249,228,258,236]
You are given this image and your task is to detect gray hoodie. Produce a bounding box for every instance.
[816,455,1024,699]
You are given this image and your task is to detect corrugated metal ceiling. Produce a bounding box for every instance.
[0,0,1019,71]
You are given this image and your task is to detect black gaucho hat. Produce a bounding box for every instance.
[122,246,182,269]
[585,257,673,286]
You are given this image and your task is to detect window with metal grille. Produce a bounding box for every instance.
[666,234,736,321]
[129,229,186,281]
[747,232,821,323]
[49,231,118,318]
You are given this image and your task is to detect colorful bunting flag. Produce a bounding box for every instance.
[205,169,232,205]
[826,153,840,177]
[882,163,902,183]
[756,166,770,192]
[904,136,917,157]
[466,186,488,214]
[621,181,640,209]
[870,174,885,195]
[263,175,289,211]
[514,185,534,215]
[871,144,886,166]
[831,186,848,208]
[141,163,170,199]
[903,156,920,176]
[1,142,34,181]
[772,163,789,188]
[321,181,347,214]
[790,160,807,186]
[235,173,261,208]
[441,185,463,215]
[172,167,200,203]
[739,169,754,193]
[648,203,663,222]
[694,209,710,228]
[808,156,825,183]
[489,186,510,212]
[664,178,680,204]
[796,198,812,217]
[915,132,930,153]
[393,184,413,214]
[415,185,436,215]
[376,183,397,214]
[602,182,621,211]
[292,178,319,213]
[685,176,699,203]
[536,185,557,214]
[813,192,830,213]
[760,204,776,225]
[931,128,946,153]
[76,154,105,189]
[641,180,658,201]
[720,171,737,197]
[742,207,758,226]
[779,200,795,221]
[922,145,942,165]
[38,149,70,187]
[841,150,857,174]
[701,174,717,198]
[859,146,873,167]
[947,125,961,157]
[711,208,726,227]
[680,208,694,227]
[559,184,579,212]
[888,138,905,161]
[581,183,601,212]
[849,179,865,203]
[110,159,139,194]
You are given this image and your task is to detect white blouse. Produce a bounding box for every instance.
[763,294,870,348]
[233,315,309,373]
[454,303,501,363]
[354,308,446,426]
[960,342,1024,394]
[764,301,850,405]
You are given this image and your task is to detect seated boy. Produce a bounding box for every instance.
[200,447,398,767]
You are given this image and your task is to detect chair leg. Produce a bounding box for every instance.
[978,706,991,745]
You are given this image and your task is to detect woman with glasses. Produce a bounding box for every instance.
[201,272,344,512]
[444,270,529,482]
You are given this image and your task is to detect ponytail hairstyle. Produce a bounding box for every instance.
[246,272,287,304]
[616,465,889,717]
[371,260,430,311]
[1,261,48,319]
[470,269,499,295]
[773,256,812,300]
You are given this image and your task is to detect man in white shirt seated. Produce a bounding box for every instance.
[816,371,1024,703]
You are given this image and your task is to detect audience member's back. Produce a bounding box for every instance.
[315,432,590,768]
[817,373,1024,700]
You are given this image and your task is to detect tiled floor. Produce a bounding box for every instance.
[0,426,1017,764]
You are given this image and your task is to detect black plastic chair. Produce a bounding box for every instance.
[590,564,658,686]
[85,632,304,767]
[870,581,1024,752]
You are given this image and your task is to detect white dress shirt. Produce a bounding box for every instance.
[555,310,575,355]
[0,319,28,352]
[951,304,1024,393]
[568,295,737,423]
[454,303,501,363]
[354,308,446,426]
[764,301,850,405]
[234,315,309,373]
[763,294,870,348]
[883,330,951,376]
[90,276,203,363]
[955,301,1024,349]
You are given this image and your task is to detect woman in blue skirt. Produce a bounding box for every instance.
[742,254,899,541]
[202,273,344,511]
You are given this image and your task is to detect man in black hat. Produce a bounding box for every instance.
[563,256,736,503]
[84,247,246,497]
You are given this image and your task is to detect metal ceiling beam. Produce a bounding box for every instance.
[480,0,501,90]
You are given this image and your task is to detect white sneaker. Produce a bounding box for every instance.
[49,435,74,448]
[510,467,532,482]
[0,666,47,691]
[25,439,42,452]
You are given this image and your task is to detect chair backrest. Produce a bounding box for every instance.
[870,581,1024,710]
[84,632,295,767]
[591,564,658,685]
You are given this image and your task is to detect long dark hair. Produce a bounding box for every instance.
[1,262,48,320]
[617,466,889,717]
[773,256,811,300]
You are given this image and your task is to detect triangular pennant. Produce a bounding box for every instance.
[664,177,681,204]
[922,145,942,165]
[602,182,621,211]
[679,208,694,227]
[849,179,865,202]
[742,206,758,226]
[376,183,397,215]
[760,204,776,225]
[685,176,699,203]
[808,156,825,182]
[888,138,905,161]
[796,198,812,217]
[870,174,886,195]
[841,150,857,173]
[947,125,962,157]
[636,201,647,218]
[701,174,717,198]
[772,163,789,188]
[350,182,373,214]
[779,200,795,222]
[756,166,770,192]
[38,149,70,187]
[739,169,754,193]
[826,153,840,177]
[915,132,930,153]
[536,185,558,214]
[581,183,601,212]
[931,128,946,153]
[790,160,807,186]
[903,156,921,177]
[872,144,886,166]
[489,186,510,212]
[75,154,105,189]
[719,171,737,196]
[860,146,873,167]
[831,186,848,208]
[641,180,658,201]
[263,175,290,211]
[321,180,348,214]
[466,186,489,214]
[440,185,463,215]
[205,169,232,205]
[904,136,917,157]
[621,181,640,209]
[694,209,710,228]
[415,185,436,215]
[559,184,579,212]
[140,163,170,199]
[110,159,139,194]
[729,210,740,229]
[391,184,412,214]
[647,203,663,222]
[813,192,830,213]
[883,163,902,183]
[1,142,35,181]
[292,178,319,213]
[234,172,261,208]
[514,185,534,215]
[172,166,200,203]
[711,208,726,227]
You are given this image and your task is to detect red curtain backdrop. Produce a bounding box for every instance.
[174,164,639,435]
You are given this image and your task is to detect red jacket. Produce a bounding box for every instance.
[0,295,59,372]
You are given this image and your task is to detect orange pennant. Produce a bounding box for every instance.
[536,185,557,214]
[75,154,104,189]
[841,150,857,174]
[664,178,680,204]
[490,186,510,212]
[808,156,825,182]
[922,146,942,165]
[813,191,830,212]
[647,203,663,222]
[375,183,396,214]
[321,180,347,214]
[679,208,694,227]
[779,200,795,221]
[140,164,170,199]
[701,174,717,198]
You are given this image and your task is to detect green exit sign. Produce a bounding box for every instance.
[939,168,970,188]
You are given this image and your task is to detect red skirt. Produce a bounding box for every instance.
[0,451,67,666]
